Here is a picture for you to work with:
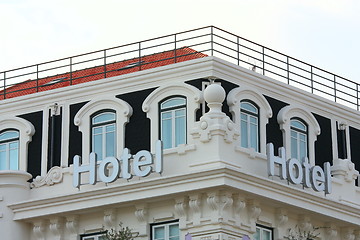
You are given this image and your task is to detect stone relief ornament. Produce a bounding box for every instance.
[30,166,63,188]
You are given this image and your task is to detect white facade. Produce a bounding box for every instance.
[0,56,360,240]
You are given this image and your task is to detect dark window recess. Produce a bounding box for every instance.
[117,87,156,152]
[313,114,333,166]
[349,126,360,186]
[337,122,347,159]
[47,107,62,170]
[17,111,43,178]
[264,95,288,155]
[68,101,88,165]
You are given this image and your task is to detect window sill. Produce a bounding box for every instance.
[235,146,266,160]
[163,144,196,155]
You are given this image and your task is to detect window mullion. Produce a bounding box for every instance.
[172,110,176,148]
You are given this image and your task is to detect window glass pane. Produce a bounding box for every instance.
[94,127,102,135]
[300,138,307,161]
[0,131,19,141]
[162,117,172,149]
[0,149,6,170]
[175,115,185,146]
[254,228,260,240]
[169,224,179,240]
[9,146,19,170]
[154,226,165,240]
[291,120,306,131]
[161,98,185,109]
[93,134,103,160]
[241,118,248,148]
[241,102,258,114]
[291,132,298,159]
[106,124,115,132]
[0,144,5,151]
[106,131,115,157]
[263,230,271,240]
[93,112,115,124]
[250,122,258,150]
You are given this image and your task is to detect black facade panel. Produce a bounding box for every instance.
[18,111,43,178]
[349,126,360,186]
[264,95,288,155]
[337,122,347,159]
[117,88,156,152]
[313,114,333,166]
[68,102,87,165]
[48,109,62,170]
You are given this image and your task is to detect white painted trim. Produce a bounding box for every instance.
[142,83,202,152]
[0,116,35,171]
[74,96,133,163]
[227,86,272,154]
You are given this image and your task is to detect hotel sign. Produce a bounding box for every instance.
[267,143,332,194]
[73,140,163,188]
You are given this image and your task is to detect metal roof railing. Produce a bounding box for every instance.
[1,26,359,111]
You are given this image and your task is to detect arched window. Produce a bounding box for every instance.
[160,97,186,149]
[290,118,308,161]
[240,101,259,151]
[91,111,116,161]
[0,130,20,170]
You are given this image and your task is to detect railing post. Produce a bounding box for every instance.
[3,72,5,99]
[36,65,39,92]
[211,26,214,56]
[70,57,73,85]
[262,47,265,75]
[104,50,107,79]
[139,42,142,71]
[287,57,290,84]
[174,34,177,63]
[334,75,337,102]
[310,66,313,93]
[357,84,359,111]
[237,37,240,66]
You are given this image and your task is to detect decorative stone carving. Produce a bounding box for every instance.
[104,209,116,228]
[135,204,148,223]
[220,191,233,212]
[33,220,47,240]
[49,217,64,239]
[331,158,359,183]
[189,194,201,213]
[276,208,288,226]
[247,200,261,221]
[65,215,79,236]
[31,166,63,188]
[354,230,360,240]
[325,223,338,240]
[207,191,219,211]
[342,228,355,240]
[175,197,187,217]
[234,195,246,213]
[191,82,239,143]
[298,215,312,232]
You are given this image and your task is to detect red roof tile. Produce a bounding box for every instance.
[0,47,207,100]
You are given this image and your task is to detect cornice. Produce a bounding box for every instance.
[8,166,360,226]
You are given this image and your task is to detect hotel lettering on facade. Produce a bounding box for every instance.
[0,27,359,240]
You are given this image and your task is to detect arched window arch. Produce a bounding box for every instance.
[0,130,20,170]
[290,118,308,161]
[227,86,272,154]
[0,116,35,171]
[277,105,320,165]
[143,83,202,153]
[160,96,187,149]
[74,96,132,163]
[240,100,259,151]
[91,110,116,160]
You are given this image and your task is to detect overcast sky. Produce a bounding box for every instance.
[1,0,359,82]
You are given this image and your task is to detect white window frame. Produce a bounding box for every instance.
[74,96,132,164]
[143,83,202,153]
[91,111,116,160]
[0,130,20,170]
[277,105,320,165]
[254,225,273,240]
[81,232,106,240]
[0,116,35,171]
[227,86,272,154]
[290,118,308,161]
[240,101,259,151]
[152,221,179,240]
[160,97,187,149]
